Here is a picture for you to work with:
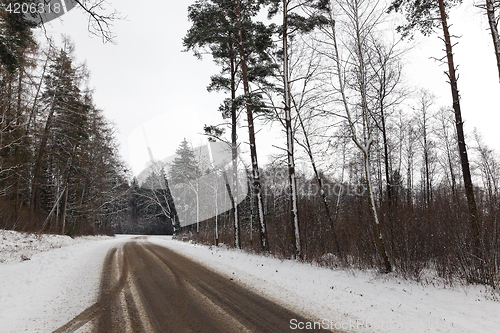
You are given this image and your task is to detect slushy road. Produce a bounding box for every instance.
[54,238,335,333]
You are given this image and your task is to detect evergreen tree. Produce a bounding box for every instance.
[169,139,202,229]
[0,0,37,75]
[31,41,82,214]
[184,0,276,251]
[170,138,201,185]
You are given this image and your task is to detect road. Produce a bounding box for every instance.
[54,238,334,333]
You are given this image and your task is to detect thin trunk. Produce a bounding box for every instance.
[283,0,301,259]
[0,75,13,160]
[329,4,392,273]
[406,127,414,207]
[60,186,69,235]
[234,0,268,252]
[163,172,180,232]
[334,136,347,225]
[441,119,457,200]
[30,62,64,211]
[15,59,24,221]
[364,149,392,273]
[353,1,391,273]
[30,95,57,211]
[297,111,334,227]
[485,0,500,82]
[26,54,49,136]
[380,104,393,208]
[59,145,77,234]
[423,118,431,206]
[223,171,237,244]
[41,185,66,231]
[230,53,241,249]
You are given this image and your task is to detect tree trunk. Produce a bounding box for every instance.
[328,3,392,273]
[30,102,56,211]
[283,0,301,259]
[485,0,500,82]
[297,111,334,228]
[60,186,69,235]
[30,61,63,212]
[422,111,431,206]
[230,53,241,249]
[234,0,268,252]
[438,0,492,285]
[380,103,393,210]
[437,0,479,229]
[363,148,392,273]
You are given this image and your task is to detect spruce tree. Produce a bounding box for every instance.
[170,138,201,185]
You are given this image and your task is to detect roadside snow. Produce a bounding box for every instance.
[150,237,500,333]
[2,232,498,333]
[0,229,109,264]
[0,231,131,333]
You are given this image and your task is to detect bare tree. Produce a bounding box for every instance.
[388,0,489,284]
[476,0,500,82]
[320,0,393,273]
[435,107,459,201]
[72,0,120,43]
[415,90,435,206]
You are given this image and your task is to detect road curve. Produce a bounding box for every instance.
[54,238,335,333]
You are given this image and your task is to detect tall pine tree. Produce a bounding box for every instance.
[184,0,276,251]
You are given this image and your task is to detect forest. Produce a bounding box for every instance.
[1,0,500,288]
[179,0,500,288]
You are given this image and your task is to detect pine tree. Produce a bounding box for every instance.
[184,0,276,251]
[388,0,491,284]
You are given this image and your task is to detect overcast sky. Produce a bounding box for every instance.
[36,0,500,176]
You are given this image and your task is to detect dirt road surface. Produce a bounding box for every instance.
[54,238,334,333]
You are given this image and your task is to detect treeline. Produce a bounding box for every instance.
[0,9,128,235]
[184,114,500,285]
[180,0,500,287]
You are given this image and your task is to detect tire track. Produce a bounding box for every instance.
[55,240,339,333]
[53,246,129,333]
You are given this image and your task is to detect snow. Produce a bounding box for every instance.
[1,231,499,332]
[150,237,500,333]
[0,230,110,264]
[0,230,132,333]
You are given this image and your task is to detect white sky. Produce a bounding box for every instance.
[35,1,499,176]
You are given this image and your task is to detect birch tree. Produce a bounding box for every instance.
[319,0,393,273]
[261,0,329,258]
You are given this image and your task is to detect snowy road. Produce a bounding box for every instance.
[53,237,334,333]
[2,232,500,333]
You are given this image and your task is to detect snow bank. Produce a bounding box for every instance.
[150,237,500,333]
[0,230,130,333]
[0,229,110,264]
